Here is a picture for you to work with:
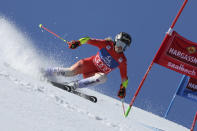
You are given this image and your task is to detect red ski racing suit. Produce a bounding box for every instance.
[75,38,128,84]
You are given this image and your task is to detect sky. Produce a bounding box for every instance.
[0,0,197,128]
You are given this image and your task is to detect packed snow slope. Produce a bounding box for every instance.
[0,17,190,131]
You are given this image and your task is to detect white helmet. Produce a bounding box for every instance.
[114,32,132,51]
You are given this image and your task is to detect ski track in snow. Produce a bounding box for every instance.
[0,65,129,131]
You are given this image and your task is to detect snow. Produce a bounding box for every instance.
[0,17,190,131]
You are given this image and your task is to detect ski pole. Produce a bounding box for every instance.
[121,99,126,116]
[39,24,68,43]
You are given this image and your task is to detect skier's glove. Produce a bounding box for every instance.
[67,40,81,49]
[118,84,126,99]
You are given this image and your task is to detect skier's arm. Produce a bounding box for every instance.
[86,38,108,48]
[67,37,108,49]
[119,62,128,87]
[80,37,108,48]
[118,62,128,99]
[79,37,91,44]
[67,37,91,49]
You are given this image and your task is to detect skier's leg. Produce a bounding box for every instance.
[43,67,74,77]
[71,73,107,89]
[43,59,87,77]
[43,57,97,78]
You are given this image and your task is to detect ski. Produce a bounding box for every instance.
[49,81,97,103]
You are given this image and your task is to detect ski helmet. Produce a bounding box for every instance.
[114,32,132,51]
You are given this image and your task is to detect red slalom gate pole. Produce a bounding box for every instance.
[170,0,188,29]
[124,34,169,117]
[124,62,154,117]
[191,112,197,131]
[124,0,189,117]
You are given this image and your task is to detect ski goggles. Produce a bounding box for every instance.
[115,40,127,50]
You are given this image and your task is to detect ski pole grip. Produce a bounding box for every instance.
[124,106,131,117]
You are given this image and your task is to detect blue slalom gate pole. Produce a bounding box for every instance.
[164,75,188,118]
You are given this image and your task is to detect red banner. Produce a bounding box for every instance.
[154,31,197,79]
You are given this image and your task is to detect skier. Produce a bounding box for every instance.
[44,32,132,99]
